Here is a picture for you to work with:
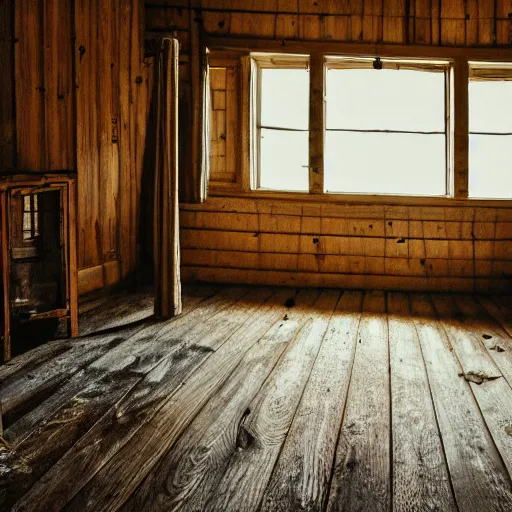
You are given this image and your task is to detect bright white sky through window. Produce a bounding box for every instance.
[259,67,309,191]
[469,79,512,199]
[325,67,447,195]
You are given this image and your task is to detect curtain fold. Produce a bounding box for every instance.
[153,38,182,318]
[200,53,211,201]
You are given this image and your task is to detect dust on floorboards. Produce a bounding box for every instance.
[1,284,512,511]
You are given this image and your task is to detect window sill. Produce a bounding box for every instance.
[207,185,512,208]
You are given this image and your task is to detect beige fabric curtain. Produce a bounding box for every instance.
[200,53,211,201]
[153,38,182,318]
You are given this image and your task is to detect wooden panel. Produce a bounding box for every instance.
[0,0,15,169]
[43,0,74,170]
[179,196,512,293]
[209,58,240,185]
[75,0,100,268]
[73,0,149,286]
[2,0,150,294]
[15,0,45,170]
[181,265,510,293]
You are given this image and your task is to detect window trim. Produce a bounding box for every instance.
[252,52,454,198]
[210,38,512,205]
[468,61,512,199]
[322,55,452,197]
[251,53,310,192]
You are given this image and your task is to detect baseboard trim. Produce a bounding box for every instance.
[78,260,121,295]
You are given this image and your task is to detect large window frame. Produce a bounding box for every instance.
[207,38,512,205]
[323,56,452,197]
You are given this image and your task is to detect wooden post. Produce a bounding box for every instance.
[240,56,256,192]
[68,180,79,336]
[189,2,208,203]
[453,57,469,198]
[309,52,325,194]
[154,39,182,319]
[1,190,10,363]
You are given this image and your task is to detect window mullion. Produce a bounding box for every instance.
[308,52,325,194]
[453,57,469,198]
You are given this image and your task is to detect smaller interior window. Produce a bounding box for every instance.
[23,194,39,240]
[469,62,512,199]
[255,55,310,192]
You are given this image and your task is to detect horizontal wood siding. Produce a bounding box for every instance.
[180,198,512,292]
[146,0,512,47]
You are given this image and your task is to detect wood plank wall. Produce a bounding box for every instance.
[0,0,153,295]
[147,0,512,293]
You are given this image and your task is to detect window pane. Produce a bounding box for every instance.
[260,68,309,130]
[259,129,309,191]
[469,81,512,133]
[469,134,512,198]
[326,68,445,132]
[325,132,446,195]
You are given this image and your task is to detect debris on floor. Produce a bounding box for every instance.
[459,370,501,385]
[489,342,506,352]
[284,297,295,308]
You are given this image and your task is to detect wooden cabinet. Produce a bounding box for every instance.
[0,173,78,363]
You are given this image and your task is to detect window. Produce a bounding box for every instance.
[207,47,512,202]
[469,62,512,199]
[23,194,39,241]
[254,55,310,192]
[251,54,450,196]
[324,57,449,196]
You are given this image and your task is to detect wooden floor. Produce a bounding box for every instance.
[1,285,512,511]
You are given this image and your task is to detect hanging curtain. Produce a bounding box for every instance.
[189,13,210,203]
[200,52,211,201]
[153,38,182,318]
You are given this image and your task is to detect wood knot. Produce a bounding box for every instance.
[284,297,295,308]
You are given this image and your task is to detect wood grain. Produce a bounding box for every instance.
[387,292,456,512]
[59,288,316,512]
[204,290,340,512]
[121,291,322,511]
[411,294,512,512]
[326,291,390,512]
[260,290,363,512]
[3,285,512,510]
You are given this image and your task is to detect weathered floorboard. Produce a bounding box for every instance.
[204,290,340,512]
[260,290,363,512]
[411,295,512,512]
[11,287,274,511]
[3,286,238,442]
[477,296,512,339]
[433,295,512,479]
[60,289,320,512]
[387,292,456,512]
[326,291,390,512]
[121,293,319,512]
[3,286,512,511]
